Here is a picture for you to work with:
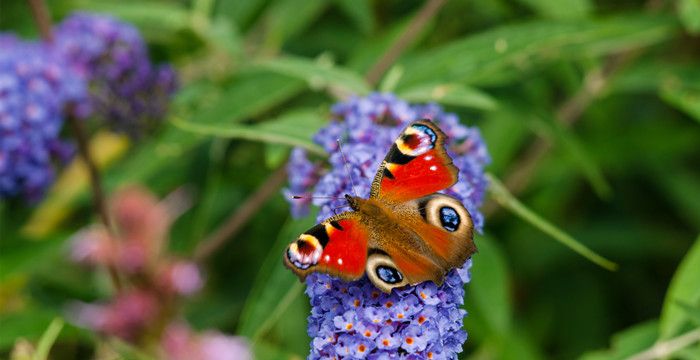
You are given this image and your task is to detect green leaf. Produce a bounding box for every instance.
[397,83,498,111]
[253,55,370,95]
[468,233,512,335]
[660,235,700,340]
[679,0,700,34]
[660,76,700,124]
[579,320,659,360]
[237,211,316,338]
[648,163,700,230]
[397,14,678,88]
[32,318,63,360]
[172,108,327,155]
[67,0,190,37]
[676,301,700,327]
[258,0,329,53]
[215,0,267,30]
[332,0,373,34]
[0,236,65,282]
[534,115,612,199]
[0,309,85,350]
[191,73,307,126]
[487,173,618,271]
[254,340,304,360]
[515,0,593,20]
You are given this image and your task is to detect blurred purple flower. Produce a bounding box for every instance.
[285,93,489,358]
[54,12,177,136]
[0,34,84,201]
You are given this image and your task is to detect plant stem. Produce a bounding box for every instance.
[26,0,54,42]
[194,165,288,262]
[365,0,447,86]
[67,117,114,232]
[487,173,618,271]
[26,0,122,290]
[628,328,700,360]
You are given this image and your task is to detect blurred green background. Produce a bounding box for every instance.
[1,0,699,359]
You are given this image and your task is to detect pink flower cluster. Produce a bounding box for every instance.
[68,186,251,360]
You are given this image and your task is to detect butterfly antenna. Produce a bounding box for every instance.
[336,138,359,197]
[291,195,343,200]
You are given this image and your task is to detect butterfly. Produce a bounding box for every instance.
[284,119,476,293]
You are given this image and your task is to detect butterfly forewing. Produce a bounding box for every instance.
[283,212,369,281]
[370,120,459,202]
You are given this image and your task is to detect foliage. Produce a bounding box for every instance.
[1,0,699,359]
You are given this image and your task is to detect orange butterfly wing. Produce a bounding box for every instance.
[370,119,459,203]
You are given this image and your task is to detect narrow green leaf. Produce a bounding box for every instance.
[0,236,65,281]
[332,0,374,34]
[676,301,700,327]
[251,282,304,343]
[378,65,404,93]
[258,0,329,53]
[535,116,613,199]
[254,340,304,360]
[32,318,63,360]
[648,163,700,230]
[679,0,700,34]
[397,14,677,88]
[253,56,370,95]
[660,78,700,124]
[487,173,618,270]
[67,0,190,36]
[0,309,75,349]
[215,0,267,30]
[579,320,659,360]
[515,0,592,20]
[627,328,700,360]
[660,235,700,339]
[468,234,512,335]
[171,108,326,155]
[398,83,499,111]
[237,211,316,337]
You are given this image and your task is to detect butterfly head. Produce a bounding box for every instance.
[344,194,360,211]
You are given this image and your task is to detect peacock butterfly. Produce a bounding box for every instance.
[284,119,476,293]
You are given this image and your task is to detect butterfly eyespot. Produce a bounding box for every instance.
[439,206,460,232]
[376,265,403,284]
[286,235,323,270]
[396,124,437,156]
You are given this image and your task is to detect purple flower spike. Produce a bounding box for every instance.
[54,12,177,137]
[0,34,85,201]
[285,94,489,358]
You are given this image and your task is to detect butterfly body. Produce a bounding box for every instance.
[285,120,475,293]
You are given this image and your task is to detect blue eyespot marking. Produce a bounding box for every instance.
[439,206,460,232]
[376,265,403,284]
[411,124,437,144]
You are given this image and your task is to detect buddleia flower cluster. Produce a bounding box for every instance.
[0,35,85,201]
[284,93,490,359]
[0,12,177,201]
[69,186,251,360]
[54,12,177,136]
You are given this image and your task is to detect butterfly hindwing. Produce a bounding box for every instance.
[364,193,475,292]
[370,119,459,202]
[284,212,369,282]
